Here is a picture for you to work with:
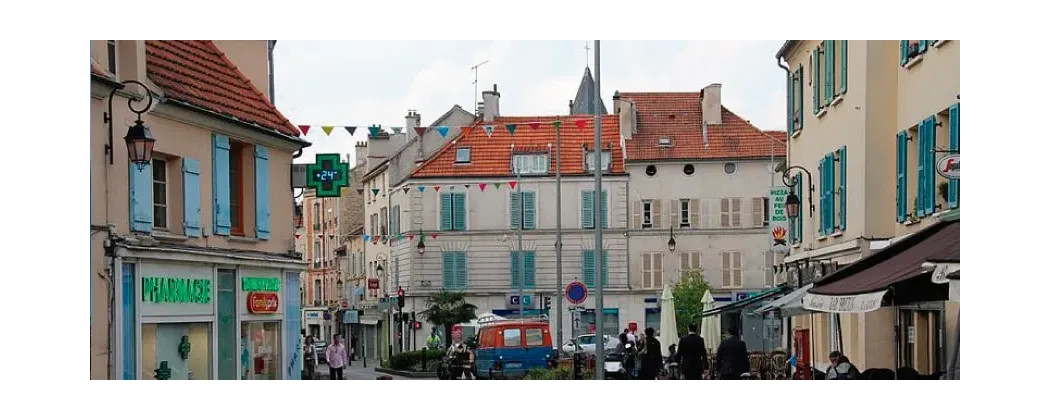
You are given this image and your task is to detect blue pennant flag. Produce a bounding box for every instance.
[436,126,450,138]
[417,185,426,192]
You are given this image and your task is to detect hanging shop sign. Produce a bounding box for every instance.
[936,154,960,180]
[802,290,887,313]
[367,278,380,290]
[769,187,791,252]
[142,277,212,304]
[242,277,281,292]
[247,292,280,314]
[306,153,350,198]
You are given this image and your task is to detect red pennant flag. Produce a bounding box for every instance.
[408,235,415,241]
[528,121,541,130]
[461,126,473,137]
[414,126,426,136]
[478,183,487,191]
[574,119,587,130]
[298,125,311,135]
[431,233,438,239]
[509,181,517,189]
[433,185,441,192]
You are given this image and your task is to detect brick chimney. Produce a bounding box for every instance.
[405,110,422,136]
[482,84,500,123]
[613,91,637,140]
[701,83,723,125]
[354,141,367,167]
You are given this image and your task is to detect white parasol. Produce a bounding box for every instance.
[659,283,677,357]
[700,289,721,354]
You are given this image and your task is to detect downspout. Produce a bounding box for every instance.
[776,55,794,359]
[268,40,277,104]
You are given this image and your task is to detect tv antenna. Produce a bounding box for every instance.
[471,60,489,115]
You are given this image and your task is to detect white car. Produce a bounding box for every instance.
[561,334,617,355]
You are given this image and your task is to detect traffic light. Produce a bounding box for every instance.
[543,296,552,310]
[397,286,405,309]
[414,321,422,330]
[393,313,401,323]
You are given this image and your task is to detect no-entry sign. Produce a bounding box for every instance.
[565,282,588,305]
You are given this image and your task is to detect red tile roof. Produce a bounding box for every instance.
[618,92,785,161]
[143,41,300,138]
[411,116,624,178]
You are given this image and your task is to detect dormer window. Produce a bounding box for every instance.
[513,153,549,175]
[585,150,611,172]
[455,147,471,164]
[658,137,672,147]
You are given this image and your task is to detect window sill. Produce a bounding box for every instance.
[816,108,828,119]
[792,244,801,249]
[933,40,949,48]
[904,55,924,69]
[152,231,189,242]
[791,130,801,139]
[816,235,828,242]
[831,96,844,107]
[831,231,844,238]
[229,235,260,244]
[903,219,921,226]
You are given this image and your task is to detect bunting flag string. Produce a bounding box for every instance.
[358,231,444,245]
[291,118,604,139]
[351,181,539,196]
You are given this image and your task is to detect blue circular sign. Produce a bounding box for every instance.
[565,282,588,305]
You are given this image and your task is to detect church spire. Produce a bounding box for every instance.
[570,66,607,115]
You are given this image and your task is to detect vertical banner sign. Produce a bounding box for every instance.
[216,270,237,380]
[769,187,791,252]
[284,272,302,380]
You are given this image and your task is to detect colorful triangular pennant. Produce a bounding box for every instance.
[368,126,381,137]
[433,185,441,192]
[345,126,358,136]
[529,122,541,130]
[402,186,410,194]
[417,186,426,192]
[363,234,370,242]
[551,120,562,129]
[371,188,380,196]
[356,187,364,195]
[408,234,415,241]
[505,124,517,135]
[299,125,311,135]
[414,127,426,136]
[464,184,471,189]
[483,125,494,137]
[479,183,487,191]
[461,126,473,137]
[436,126,450,138]
[321,126,334,136]
[431,233,438,239]
[574,119,587,130]
[494,183,502,189]
[509,181,517,189]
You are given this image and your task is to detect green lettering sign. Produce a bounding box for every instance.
[141,277,212,304]
[241,277,281,292]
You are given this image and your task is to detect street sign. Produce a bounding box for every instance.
[565,282,588,305]
[936,154,960,180]
[507,295,534,308]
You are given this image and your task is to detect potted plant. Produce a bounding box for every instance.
[938,182,949,203]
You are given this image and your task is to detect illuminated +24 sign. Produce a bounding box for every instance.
[306,153,350,198]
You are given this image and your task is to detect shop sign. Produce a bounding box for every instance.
[506,294,535,308]
[247,292,280,313]
[769,187,790,252]
[142,277,212,304]
[306,153,350,198]
[803,290,887,313]
[242,277,281,292]
[936,154,960,180]
[367,278,380,290]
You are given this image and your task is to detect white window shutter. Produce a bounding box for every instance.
[670,199,681,227]
[720,198,730,227]
[721,251,731,287]
[680,252,690,272]
[731,198,742,227]
[654,252,663,289]
[690,199,700,227]
[752,197,765,227]
[633,200,642,229]
[652,199,662,228]
[643,253,652,288]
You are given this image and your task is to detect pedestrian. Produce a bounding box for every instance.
[638,327,662,380]
[349,335,358,363]
[715,326,750,380]
[614,333,637,379]
[625,328,637,344]
[426,329,442,349]
[450,343,475,380]
[325,334,349,380]
[825,351,860,380]
[675,324,708,380]
[665,344,679,379]
[303,336,318,380]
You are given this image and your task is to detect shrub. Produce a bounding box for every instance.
[387,349,446,371]
[522,366,574,380]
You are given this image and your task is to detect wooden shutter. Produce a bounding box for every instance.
[643,253,652,288]
[254,146,271,240]
[720,198,730,227]
[732,252,743,287]
[691,252,701,271]
[689,199,700,227]
[839,146,847,231]
[510,191,521,229]
[523,191,536,230]
[524,251,536,288]
[838,40,848,95]
[583,250,596,288]
[721,252,731,287]
[751,197,765,227]
[511,251,521,288]
[731,198,742,227]
[440,192,453,230]
[788,69,795,136]
[680,252,690,273]
[211,133,231,236]
[181,158,202,237]
[600,189,608,229]
[442,252,455,288]
[900,41,909,66]
[812,48,821,114]
[455,252,468,289]
[452,192,467,231]
[896,131,909,222]
[654,253,663,289]
[824,40,835,106]
[581,191,594,229]
[130,160,153,233]
[669,199,680,227]
[922,117,937,216]
[948,104,960,208]
[632,200,642,229]
[652,199,662,228]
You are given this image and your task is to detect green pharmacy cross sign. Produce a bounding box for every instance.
[306,153,350,198]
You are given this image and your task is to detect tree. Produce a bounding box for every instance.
[419,289,478,348]
[673,269,711,337]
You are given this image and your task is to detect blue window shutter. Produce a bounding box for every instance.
[182,158,202,237]
[581,191,594,229]
[254,146,271,240]
[524,251,536,288]
[212,134,232,236]
[129,160,153,233]
[838,146,847,231]
[455,252,467,289]
[510,251,520,288]
[523,191,536,230]
[824,154,833,233]
[900,41,909,66]
[838,40,848,95]
[440,192,453,231]
[601,250,609,286]
[582,250,595,288]
[442,252,455,288]
[121,263,137,379]
[948,103,960,208]
[896,131,909,222]
[600,189,609,229]
[817,159,825,235]
[811,51,820,115]
[795,68,803,131]
[791,173,802,244]
[925,116,938,215]
[916,121,927,218]
[509,191,522,230]
[787,70,796,135]
[918,40,928,54]
[824,40,835,105]
[453,192,467,231]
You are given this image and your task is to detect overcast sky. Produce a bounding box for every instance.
[273,40,786,164]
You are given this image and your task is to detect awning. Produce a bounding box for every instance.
[805,219,958,313]
[701,285,786,317]
[753,284,813,317]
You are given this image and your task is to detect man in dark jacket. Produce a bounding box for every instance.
[715,326,750,380]
[675,324,708,380]
[639,327,662,379]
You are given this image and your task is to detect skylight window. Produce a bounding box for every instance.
[455,147,471,163]
[513,154,549,175]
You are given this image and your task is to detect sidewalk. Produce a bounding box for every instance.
[313,361,432,380]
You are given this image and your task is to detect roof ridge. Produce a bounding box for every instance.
[204,41,300,137]
[721,104,788,145]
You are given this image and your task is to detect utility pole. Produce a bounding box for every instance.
[592,40,605,380]
[555,117,564,352]
[516,157,525,320]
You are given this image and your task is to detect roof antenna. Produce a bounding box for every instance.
[471,60,489,115]
[584,41,591,68]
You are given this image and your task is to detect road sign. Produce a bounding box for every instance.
[565,282,588,305]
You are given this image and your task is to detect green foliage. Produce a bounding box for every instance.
[420,289,478,347]
[673,269,711,337]
[387,349,446,371]
[522,367,574,380]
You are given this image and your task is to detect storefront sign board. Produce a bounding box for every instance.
[802,290,888,313]
[769,187,790,252]
[139,262,215,317]
[247,292,280,314]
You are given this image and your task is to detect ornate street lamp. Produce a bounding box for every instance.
[779,164,815,218]
[667,225,677,253]
[105,80,157,170]
[376,262,384,279]
[416,230,426,255]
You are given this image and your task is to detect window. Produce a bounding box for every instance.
[513,154,549,175]
[239,321,283,380]
[440,192,467,231]
[509,191,537,230]
[642,200,654,228]
[642,252,664,289]
[525,328,545,347]
[152,158,168,229]
[390,205,401,235]
[442,251,467,289]
[379,207,388,236]
[680,251,701,273]
[140,322,212,380]
[812,41,849,116]
[370,213,378,237]
[720,198,742,228]
[510,250,536,288]
[645,311,660,333]
[582,189,608,229]
[645,165,657,176]
[900,40,937,67]
[721,251,742,288]
[313,240,321,268]
[503,328,522,347]
[455,147,472,163]
[723,162,736,175]
[818,146,847,235]
[581,249,610,288]
[312,203,320,229]
[228,142,248,236]
[751,197,768,227]
[106,40,118,75]
[679,199,690,228]
[336,280,344,299]
[585,150,611,172]
[787,64,804,136]
[313,279,322,303]
[683,164,695,175]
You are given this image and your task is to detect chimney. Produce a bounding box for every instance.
[405,110,422,136]
[366,125,390,170]
[701,83,723,125]
[354,141,368,167]
[568,100,574,115]
[613,92,636,140]
[482,84,500,123]
[612,91,622,114]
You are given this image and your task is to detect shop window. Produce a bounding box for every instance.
[241,321,283,380]
[141,322,212,380]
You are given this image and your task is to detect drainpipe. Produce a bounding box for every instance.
[776,55,796,361]
[268,40,277,104]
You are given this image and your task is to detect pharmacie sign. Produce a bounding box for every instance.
[142,277,212,304]
[242,277,281,292]
[769,187,790,252]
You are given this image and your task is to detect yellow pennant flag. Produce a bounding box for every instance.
[321,126,335,136]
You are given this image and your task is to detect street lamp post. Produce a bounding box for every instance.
[512,145,525,320]
[592,40,606,380]
[779,165,815,219]
[104,80,158,169]
[668,226,677,253]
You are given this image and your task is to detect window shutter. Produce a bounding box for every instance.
[523,191,536,230]
[632,200,642,229]
[129,160,153,233]
[812,48,821,114]
[817,159,825,235]
[916,122,927,217]
[923,116,937,215]
[838,40,848,95]
[254,146,270,240]
[680,253,689,274]
[581,191,594,229]
[181,158,202,237]
[731,198,741,227]
[787,70,796,135]
[827,154,836,231]
[524,251,536,288]
[899,41,909,66]
[720,198,730,227]
[643,253,653,288]
[691,252,701,271]
[509,191,522,230]
[796,68,804,131]
[211,134,231,236]
[896,131,909,222]
[670,200,680,227]
[453,192,467,231]
[601,250,609,287]
[689,199,700,227]
[440,193,453,230]
[583,250,595,288]
[751,197,765,227]
[653,253,663,289]
[793,173,803,242]
[838,146,847,231]
[948,104,960,208]
[732,252,743,287]
[765,250,774,287]
[455,252,468,289]
[511,251,520,288]
[721,252,731,287]
[652,199,662,228]
[601,189,609,229]
[442,252,455,288]
[824,40,835,106]
[918,40,928,54]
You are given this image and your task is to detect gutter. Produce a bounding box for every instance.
[775,41,798,60]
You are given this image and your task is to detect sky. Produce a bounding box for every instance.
[273,41,787,164]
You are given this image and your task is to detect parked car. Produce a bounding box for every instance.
[560,334,616,356]
[314,341,328,364]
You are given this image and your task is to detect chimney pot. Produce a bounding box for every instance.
[482,84,501,122]
[701,83,723,125]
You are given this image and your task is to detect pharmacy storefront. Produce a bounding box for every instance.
[115,246,304,380]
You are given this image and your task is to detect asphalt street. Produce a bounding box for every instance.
[314,361,434,380]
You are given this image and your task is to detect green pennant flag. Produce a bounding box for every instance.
[552,120,562,129]
[494,182,502,189]
[371,188,380,196]
[505,124,517,135]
